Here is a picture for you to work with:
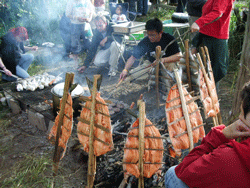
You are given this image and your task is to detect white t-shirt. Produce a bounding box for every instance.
[66,0,95,24]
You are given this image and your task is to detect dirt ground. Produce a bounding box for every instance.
[0,58,235,187]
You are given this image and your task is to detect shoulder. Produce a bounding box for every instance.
[162,32,175,40]
[2,32,16,44]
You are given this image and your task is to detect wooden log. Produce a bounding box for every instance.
[79,104,110,117]
[185,39,193,93]
[196,53,219,126]
[174,69,194,151]
[53,72,74,176]
[138,99,145,188]
[87,74,101,188]
[200,47,207,69]
[155,46,161,109]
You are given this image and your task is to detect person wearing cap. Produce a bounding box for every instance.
[0,27,38,81]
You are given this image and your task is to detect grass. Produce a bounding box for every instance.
[0,154,54,188]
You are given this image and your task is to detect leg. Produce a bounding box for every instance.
[108,41,124,74]
[16,65,30,79]
[71,24,83,55]
[202,37,229,83]
[165,165,189,188]
[18,54,34,71]
[93,48,110,67]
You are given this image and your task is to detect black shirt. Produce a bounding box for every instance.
[132,32,180,63]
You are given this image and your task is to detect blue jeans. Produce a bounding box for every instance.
[2,53,34,81]
[165,165,189,188]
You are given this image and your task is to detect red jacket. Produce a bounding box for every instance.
[195,0,234,39]
[175,125,250,188]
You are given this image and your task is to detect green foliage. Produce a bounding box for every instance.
[136,7,174,22]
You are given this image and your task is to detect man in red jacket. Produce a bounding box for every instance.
[165,81,250,188]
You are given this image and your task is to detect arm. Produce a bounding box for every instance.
[119,55,136,80]
[24,46,38,51]
[162,52,182,64]
[0,57,12,76]
[194,0,228,29]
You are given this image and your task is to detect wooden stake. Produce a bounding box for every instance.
[200,47,207,69]
[174,69,194,151]
[196,53,219,126]
[87,74,101,188]
[53,73,74,176]
[137,100,145,188]
[185,39,192,93]
[155,46,161,109]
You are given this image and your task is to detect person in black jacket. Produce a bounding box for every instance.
[0,27,38,81]
[77,15,123,76]
[187,0,207,40]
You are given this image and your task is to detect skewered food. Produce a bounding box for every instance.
[48,93,73,160]
[166,84,205,157]
[199,68,220,118]
[123,118,163,178]
[77,92,113,156]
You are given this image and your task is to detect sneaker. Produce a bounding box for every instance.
[108,70,117,76]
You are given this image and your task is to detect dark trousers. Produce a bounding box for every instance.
[176,0,186,12]
[137,0,148,15]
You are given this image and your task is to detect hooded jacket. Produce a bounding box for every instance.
[175,125,250,188]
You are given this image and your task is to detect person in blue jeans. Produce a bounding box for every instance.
[0,27,38,81]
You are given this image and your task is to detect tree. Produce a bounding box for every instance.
[230,3,250,121]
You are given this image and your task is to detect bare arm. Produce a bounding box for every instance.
[162,52,182,64]
[0,57,12,76]
[119,55,136,80]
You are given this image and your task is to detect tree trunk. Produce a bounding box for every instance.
[230,3,250,121]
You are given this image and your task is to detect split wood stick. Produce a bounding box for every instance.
[53,72,74,176]
[79,96,111,105]
[138,99,145,188]
[196,53,219,126]
[127,135,168,140]
[185,39,192,93]
[200,47,207,69]
[87,74,101,188]
[204,46,223,125]
[79,104,110,117]
[77,131,110,146]
[124,147,168,151]
[174,69,194,151]
[77,117,110,133]
[155,46,161,109]
[166,91,195,103]
[123,162,165,165]
[174,123,206,138]
[165,96,200,112]
[172,83,189,90]
[168,107,201,126]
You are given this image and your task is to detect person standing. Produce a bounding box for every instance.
[0,27,38,81]
[186,0,206,40]
[190,0,234,83]
[66,0,95,64]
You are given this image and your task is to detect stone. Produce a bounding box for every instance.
[28,110,47,132]
[9,98,21,114]
[47,120,54,135]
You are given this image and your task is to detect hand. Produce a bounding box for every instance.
[3,68,12,76]
[100,37,107,47]
[119,69,128,80]
[191,22,200,33]
[222,119,250,140]
[31,46,38,51]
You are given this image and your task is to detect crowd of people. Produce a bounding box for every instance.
[1,0,250,187]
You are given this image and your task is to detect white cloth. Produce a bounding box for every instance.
[93,41,124,72]
[65,0,94,24]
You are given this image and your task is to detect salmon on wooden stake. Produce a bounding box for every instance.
[166,84,205,157]
[48,93,73,160]
[123,118,164,178]
[199,69,220,118]
[77,92,113,156]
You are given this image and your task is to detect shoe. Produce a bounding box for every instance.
[108,70,117,76]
